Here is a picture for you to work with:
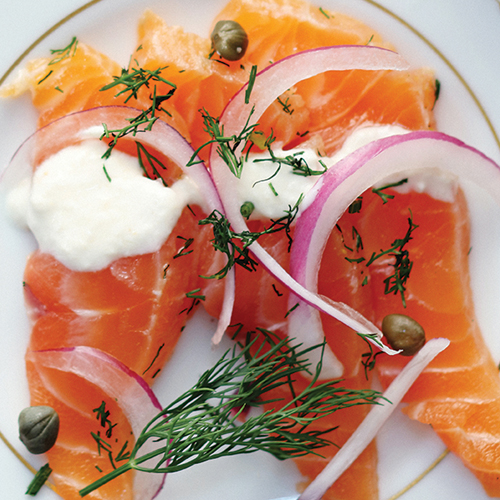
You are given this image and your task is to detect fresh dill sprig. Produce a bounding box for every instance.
[372,178,408,204]
[136,141,168,186]
[245,65,258,104]
[365,211,418,307]
[188,107,259,178]
[37,37,78,85]
[48,37,78,66]
[254,148,327,178]
[199,195,302,279]
[79,330,383,497]
[100,66,176,104]
[357,332,385,380]
[277,95,294,115]
[98,66,176,158]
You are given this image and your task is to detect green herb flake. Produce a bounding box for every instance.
[102,165,111,182]
[245,65,258,104]
[186,288,206,301]
[319,7,330,18]
[99,66,176,158]
[366,210,418,307]
[26,464,53,496]
[48,37,78,66]
[199,195,302,279]
[348,196,363,213]
[372,178,408,204]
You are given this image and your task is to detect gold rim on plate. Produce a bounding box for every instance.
[0,1,497,499]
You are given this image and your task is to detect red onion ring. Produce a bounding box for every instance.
[26,345,165,499]
[209,46,409,363]
[289,131,500,354]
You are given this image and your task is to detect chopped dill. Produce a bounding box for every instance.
[143,343,165,376]
[37,70,53,85]
[269,182,279,196]
[102,165,111,182]
[98,66,176,158]
[93,401,117,439]
[48,37,78,66]
[348,196,363,213]
[319,6,330,18]
[173,236,194,259]
[136,141,167,186]
[186,288,206,301]
[188,106,259,178]
[434,79,441,103]
[199,195,302,279]
[100,65,175,104]
[365,210,418,307]
[254,147,327,178]
[357,332,385,380]
[26,464,52,496]
[372,178,408,204]
[285,302,299,318]
[277,94,294,115]
[352,226,364,252]
[345,256,365,264]
[245,65,258,104]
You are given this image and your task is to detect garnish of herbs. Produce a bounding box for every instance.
[79,330,384,497]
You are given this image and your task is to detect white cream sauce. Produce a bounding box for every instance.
[7,140,202,271]
[237,123,456,220]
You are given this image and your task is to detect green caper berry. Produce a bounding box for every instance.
[381,314,426,356]
[211,20,249,61]
[19,406,60,454]
[240,201,254,219]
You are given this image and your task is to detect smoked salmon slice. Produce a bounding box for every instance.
[23,205,211,385]
[356,184,500,496]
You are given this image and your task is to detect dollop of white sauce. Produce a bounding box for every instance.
[238,148,328,219]
[7,140,202,271]
[238,124,457,220]
[238,125,410,219]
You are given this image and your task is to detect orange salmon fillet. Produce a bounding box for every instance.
[356,186,500,496]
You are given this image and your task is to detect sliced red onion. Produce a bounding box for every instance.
[209,46,409,366]
[26,346,165,499]
[298,337,450,500]
[289,131,500,353]
[0,106,234,342]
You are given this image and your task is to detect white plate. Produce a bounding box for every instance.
[1,1,500,499]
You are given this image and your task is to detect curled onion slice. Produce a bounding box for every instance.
[26,345,165,499]
[209,45,409,366]
[0,106,234,342]
[289,131,500,354]
[298,337,450,500]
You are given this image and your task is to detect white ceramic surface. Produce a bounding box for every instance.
[1,1,500,499]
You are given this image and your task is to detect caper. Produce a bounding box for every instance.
[211,20,248,61]
[240,201,254,219]
[19,406,60,454]
[381,314,426,356]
